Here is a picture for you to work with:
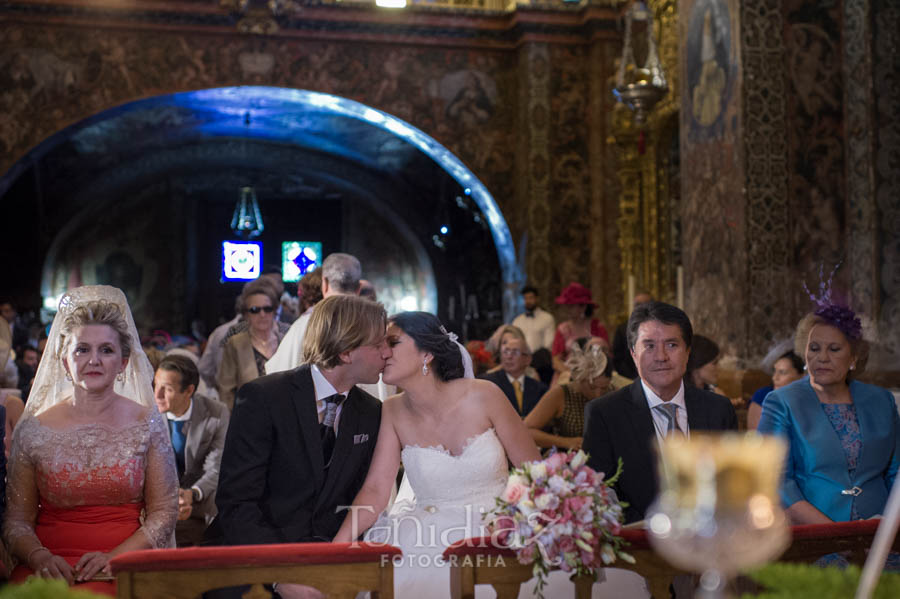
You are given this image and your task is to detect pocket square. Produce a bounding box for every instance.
[353,433,369,445]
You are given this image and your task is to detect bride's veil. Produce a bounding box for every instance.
[25,285,156,418]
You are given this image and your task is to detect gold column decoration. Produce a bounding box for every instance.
[610,0,679,317]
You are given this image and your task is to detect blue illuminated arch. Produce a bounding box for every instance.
[2,86,521,320]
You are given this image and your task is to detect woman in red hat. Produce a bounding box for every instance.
[550,283,609,380]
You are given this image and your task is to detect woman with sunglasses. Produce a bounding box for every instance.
[216,279,287,410]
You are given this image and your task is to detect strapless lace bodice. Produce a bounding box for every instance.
[401,428,508,507]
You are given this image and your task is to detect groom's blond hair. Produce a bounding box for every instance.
[302,295,387,369]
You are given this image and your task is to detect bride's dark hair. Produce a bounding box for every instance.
[391,312,465,382]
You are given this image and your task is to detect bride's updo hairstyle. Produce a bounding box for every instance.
[59,300,133,360]
[391,312,464,382]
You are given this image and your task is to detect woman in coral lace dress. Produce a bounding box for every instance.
[3,286,178,594]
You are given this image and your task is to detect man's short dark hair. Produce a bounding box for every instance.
[626,301,693,351]
[157,355,199,392]
[521,285,538,296]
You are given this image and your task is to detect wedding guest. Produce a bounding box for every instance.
[583,301,738,523]
[3,286,177,594]
[758,305,900,528]
[484,325,540,382]
[525,343,611,450]
[748,351,803,430]
[298,267,323,314]
[683,335,721,392]
[198,296,243,394]
[480,336,547,418]
[511,285,556,354]
[217,279,286,411]
[611,291,653,379]
[551,283,608,380]
[155,355,229,547]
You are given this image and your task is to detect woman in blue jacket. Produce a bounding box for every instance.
[759,307,899,525]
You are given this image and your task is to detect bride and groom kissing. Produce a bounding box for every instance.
[213,294,541,598]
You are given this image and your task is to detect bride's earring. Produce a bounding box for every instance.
[65,370,72,382]
[422,359,429,376]
[117,371,125,382]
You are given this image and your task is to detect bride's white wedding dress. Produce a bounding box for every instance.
[365,428,506,599]
[365,428,650,599]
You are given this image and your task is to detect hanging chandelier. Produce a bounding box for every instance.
[614,1,668,125]
[231,186,264,239]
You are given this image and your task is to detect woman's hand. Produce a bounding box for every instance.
[74,551,112,582]
[565,437,583,450]
[32,550,75,585]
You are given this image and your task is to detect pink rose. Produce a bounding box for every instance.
[503,482,527,504]
[545,452,567,473]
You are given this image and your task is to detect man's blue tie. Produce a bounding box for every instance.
[170,419,186,477]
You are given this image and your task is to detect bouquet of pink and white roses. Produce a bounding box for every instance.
[486,450,633,597]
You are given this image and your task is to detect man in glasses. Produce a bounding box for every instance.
[480,335,547,418]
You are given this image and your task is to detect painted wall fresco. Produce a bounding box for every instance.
[0,20,625,337]
[679,0,746,357]
[0,26,518,223]
[784,0,849,307]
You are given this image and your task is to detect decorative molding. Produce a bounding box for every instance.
[520,42,552,298]
[873,0,900,365]
[0,1,620,47]
[741,0,792,355]
[843,0,878,321]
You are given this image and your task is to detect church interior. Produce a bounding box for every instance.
[2,0,900,595]
[3,0,898,377]
[2,0,898,375]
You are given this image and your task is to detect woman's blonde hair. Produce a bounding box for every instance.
[302,295,387,369]
[59,300,132,359]
[565,343,610,384]
[794,312,869,380]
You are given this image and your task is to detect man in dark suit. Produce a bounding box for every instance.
[583,301,737,524]
[154,354,230,546]
[481,336,547,418]
[215,294,390,546]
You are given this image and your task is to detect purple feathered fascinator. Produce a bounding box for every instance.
[803,264,862,341]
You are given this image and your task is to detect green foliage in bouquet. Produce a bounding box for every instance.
[0,579,108,599]
[741,563,900,599]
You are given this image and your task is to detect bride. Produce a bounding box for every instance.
[332,311,541,598]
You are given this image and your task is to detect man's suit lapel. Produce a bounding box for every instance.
[627,382,656,441]
[684,386,710,431]
[493,373,518,413]
[291,366,325,491]
[523,378,541,415]
[184,395,207,473]
[317,387,361,508]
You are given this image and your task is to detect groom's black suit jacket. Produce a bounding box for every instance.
[215,364,381,545]
[582,380,737,524]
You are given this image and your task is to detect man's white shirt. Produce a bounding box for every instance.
[511,307,555,352]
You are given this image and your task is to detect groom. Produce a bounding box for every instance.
[214,294,390,545]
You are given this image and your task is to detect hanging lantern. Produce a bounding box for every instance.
[614,1,668,125]
[230,186,264,239]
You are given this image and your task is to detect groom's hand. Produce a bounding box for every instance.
[177,488,194,521]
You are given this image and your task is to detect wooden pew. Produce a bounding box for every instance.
[110,542,401,599]
[444,521,899,599]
